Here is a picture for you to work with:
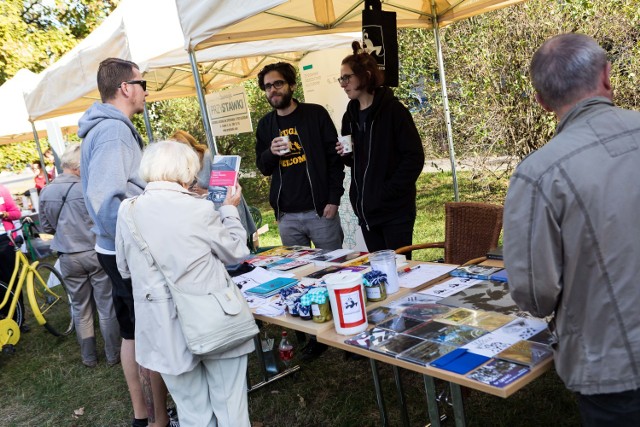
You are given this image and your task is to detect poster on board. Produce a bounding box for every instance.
[205,86,253,137]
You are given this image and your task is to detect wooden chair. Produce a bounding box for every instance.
[395,202,503,265]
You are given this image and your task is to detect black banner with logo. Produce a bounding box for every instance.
[362,0,398,87]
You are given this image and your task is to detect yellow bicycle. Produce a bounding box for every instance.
[0,221,73,353]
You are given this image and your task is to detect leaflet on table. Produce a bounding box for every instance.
[418,277,482,298]
[449,264,504,280]
[495,340,553,367]
[208,155,240,203]
[309,248,357,262]
[461,317,548,357]
[304,265,367,280]
[232,266,295,294]
[398,263,457,289]
[467,359,530,388]
[245,277,298,298]
[437,280,525,316]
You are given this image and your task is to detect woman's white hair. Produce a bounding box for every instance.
[139,140,200,185]
[60,144,81,170]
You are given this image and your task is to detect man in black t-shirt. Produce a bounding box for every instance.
[255,62,345,361]
[255,62,344,251]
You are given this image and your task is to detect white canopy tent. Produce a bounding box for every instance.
[24,0,528,200]
[24,0,286,121]
[186,0,529,201]
[0,69,82,146]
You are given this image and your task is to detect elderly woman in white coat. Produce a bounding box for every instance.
[115,140,252,427]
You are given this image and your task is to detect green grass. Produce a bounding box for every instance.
[0,171,581,426]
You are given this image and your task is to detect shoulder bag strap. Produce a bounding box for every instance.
[54,182,77,225]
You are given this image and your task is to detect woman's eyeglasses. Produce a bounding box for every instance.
[337,74,354,85]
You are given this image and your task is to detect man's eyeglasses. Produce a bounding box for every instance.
[264,80,286,91]
[337,74,354,85]
[119,80,147,91]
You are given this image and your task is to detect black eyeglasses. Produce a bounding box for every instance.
[337,74,354,85]
[119,80,147,91]
[264,80,286,91]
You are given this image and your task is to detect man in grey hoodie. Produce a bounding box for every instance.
[78,58,173,427]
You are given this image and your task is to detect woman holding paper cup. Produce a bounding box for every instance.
[336,41,425,255]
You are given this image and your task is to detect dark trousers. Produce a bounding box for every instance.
[577,388,640,427]
[97,253,136,340]
[0,235,23,318]
[360,216,415,259]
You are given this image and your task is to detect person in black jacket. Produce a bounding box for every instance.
[255,62,345,250]
[336,42,425,255]
[255,62,346,360]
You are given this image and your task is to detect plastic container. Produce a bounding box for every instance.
[369,250,400,294]
[278,331,293,367]
[323,272,368,335]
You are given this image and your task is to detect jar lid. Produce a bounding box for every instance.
[300,287,329,305]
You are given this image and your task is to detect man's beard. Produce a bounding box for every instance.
[267,89,293,110]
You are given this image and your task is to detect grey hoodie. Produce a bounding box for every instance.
[78,102,146,252]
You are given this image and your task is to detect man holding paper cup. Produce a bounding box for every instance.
[255,62,345,250]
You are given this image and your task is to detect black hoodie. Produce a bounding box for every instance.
[340,87,424,229]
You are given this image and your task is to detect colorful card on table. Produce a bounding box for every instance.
[467,359,530,388]
[430,348,490,374]
[244,277,298,298]
[495,340,553,367]
[344,328,398,350]
[371,334,425,357]
[438,280,524,316]
[405,321,487,346]
[397,340,457,366]
[376,316,424,333]
[449,264,504,280]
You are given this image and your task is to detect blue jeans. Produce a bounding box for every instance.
[577,388,640,427]
[278,210,343,250]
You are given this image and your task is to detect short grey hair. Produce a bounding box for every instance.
[60,144,81,170]
[139,140,200,185]
[530,33,608,111]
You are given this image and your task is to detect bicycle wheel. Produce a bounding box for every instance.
[0,281,24,327]
[28,262,74,336]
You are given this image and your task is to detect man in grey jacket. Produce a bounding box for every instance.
[39,144,120,368]
[78,58,173,427]
[504,33,640,426]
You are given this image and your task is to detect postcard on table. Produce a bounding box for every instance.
[245,277,298,298]
[371,334,425,357]
[495,340,553,367]
[449,264,504,280]
[376,315,424,333]
[461,331,519,357]
[467,359,530,388]
[344,328,398,350]
[405,321,487,346]
[367,306,403,325]
[397,340,457,367]
[419,277,482,299]
[208,155,240,203]
[437,280,525,316]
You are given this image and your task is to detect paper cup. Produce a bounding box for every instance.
[338,135,352,153]
[279,135,291,155]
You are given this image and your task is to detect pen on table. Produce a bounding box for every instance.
[399,265,421,275]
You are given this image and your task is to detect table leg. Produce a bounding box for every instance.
[370,358,390,427]
[392,365,410,427]
[247,335,301,393]
[449,382,466,427]
[423,375,443,427]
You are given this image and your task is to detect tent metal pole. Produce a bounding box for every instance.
[30,121,50,184]
[143,103,154,142]
[433,14,460,201]
[188,49,218,155]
